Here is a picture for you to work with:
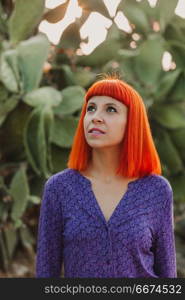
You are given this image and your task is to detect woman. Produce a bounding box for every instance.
[36,75,177,278]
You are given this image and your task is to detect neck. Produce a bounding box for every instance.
[87,146,123,183]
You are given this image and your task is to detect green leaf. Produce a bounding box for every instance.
[164,16,185,44]
[155,129,183,174]
[13,219,23,229]
[0,53,19,92]
[58,9,93,50]
[116,59,136,83]
[24,107,43,175]
[77,38,121,67]
[133,34,164,85]
[0,201,5,221]
[54,86,85,115]
[154,69,181,102]
[27,195,41,204]
[60,65,76,86]
[51,116,79,148]
[156,0,179,32]
[0,232,9,271]
[119,0,150,34]
[24,105,53,177]
[151,103,185,129]
[3,226,18,260]
[59,22,81,49]
[168,40,185,68]
[24,87,62,108]
[0,3,8,35]
[74,67,95,87]
[8,0,45,44]
[17,34,50,92]
[3,49,21,89]
[43,1,69,23]
[137,0,159,21]
[0,95,19,126]
[171,128,185,162]
[78,0,110,18]
[118,49,140,58]
[0,83,8,101]
[58,6,93,50]
[19,226,34,249]
[170,71,185,102]
[10,166,29,222]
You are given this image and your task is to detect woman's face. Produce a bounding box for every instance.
[83,95,128,149]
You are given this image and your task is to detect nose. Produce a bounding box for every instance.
[92,116,103,123]
[92,110,104,123]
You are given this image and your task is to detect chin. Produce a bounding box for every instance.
[87,142,104,148]
[87,141,116,149]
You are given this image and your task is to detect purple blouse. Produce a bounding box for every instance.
[35,168,177,278]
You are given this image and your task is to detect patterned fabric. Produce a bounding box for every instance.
[35,168,177,278]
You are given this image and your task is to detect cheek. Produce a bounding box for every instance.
[113,118,127,130]
[83,116,88,129]
[83,116,90,136]
[120,114,127,129]
[116,119,127,138]
[121,119,127,131]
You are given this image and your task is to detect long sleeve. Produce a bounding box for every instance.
[153,180,177,277]
[35,176,64,277]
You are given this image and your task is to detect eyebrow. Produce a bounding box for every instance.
[87,102,118,107]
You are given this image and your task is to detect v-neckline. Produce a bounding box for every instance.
[75,169,142,226]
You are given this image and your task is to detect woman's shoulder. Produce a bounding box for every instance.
[45,168,77,187]
[145,174,172,192]
[143,174,173,208]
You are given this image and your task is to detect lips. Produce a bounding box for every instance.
[88,128,105,134]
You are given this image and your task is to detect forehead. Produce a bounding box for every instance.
[88,95,122,106]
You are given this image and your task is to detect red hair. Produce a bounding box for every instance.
[67,78,161,178]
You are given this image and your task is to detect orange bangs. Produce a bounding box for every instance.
[67,78,161,178]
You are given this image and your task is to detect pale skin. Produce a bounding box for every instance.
[81,95,138,223]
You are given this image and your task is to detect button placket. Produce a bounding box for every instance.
[106,226,116,276]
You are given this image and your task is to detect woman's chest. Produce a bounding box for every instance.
[62,195,154,251]
[61,179,156,244]
[90,181,129,222]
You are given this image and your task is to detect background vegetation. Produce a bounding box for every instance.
[0,0,185,277]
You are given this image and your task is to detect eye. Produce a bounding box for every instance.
[107,106,117,112]
[87,105,95,112]
[86,105,117,113]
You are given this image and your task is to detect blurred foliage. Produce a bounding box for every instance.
[0,0,185,277]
